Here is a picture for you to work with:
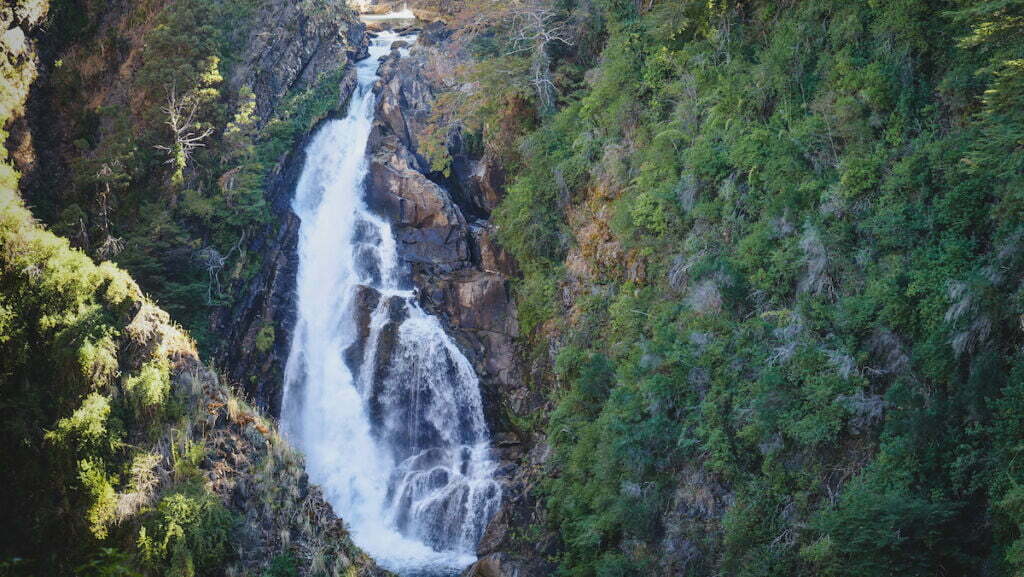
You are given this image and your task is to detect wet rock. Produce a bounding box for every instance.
[360,43,569,576]
[398,225,470,264]
[366,49,520,378]
[491,432,524,463]
[463,553,506,577]
[345,285,383,373]
[367,296,410,433]
[367,158,462,228]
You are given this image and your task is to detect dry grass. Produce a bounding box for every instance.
[227,396,242,423]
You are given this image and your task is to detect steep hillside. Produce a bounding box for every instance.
[1,3,386,576]
[11,0,364,351]
[0,189,388,577]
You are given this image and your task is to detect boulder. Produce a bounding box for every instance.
[367,295,410,432]
[344,285,383,373]
[397,225,470,265]
[418,20,452,47]
[471,223,517,276]
[448,129,508,216]
[367,158,461,228]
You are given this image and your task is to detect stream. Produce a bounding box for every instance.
[280,30,501,577]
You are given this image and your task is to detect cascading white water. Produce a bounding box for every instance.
[281,32,501,576]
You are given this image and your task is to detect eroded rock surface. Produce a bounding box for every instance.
[366,46,528,437]
[214,19,369,415]
[364,40,556,577]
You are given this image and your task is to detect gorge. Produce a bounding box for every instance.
[281,30,500,576]
[3,1,1024,577]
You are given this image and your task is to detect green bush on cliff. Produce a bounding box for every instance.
[137,488,237,577]
[255,324,275,353]
[25,0,355,353]
[458,0,1024,575]
[261,554,300,577]
[0,182,227,574]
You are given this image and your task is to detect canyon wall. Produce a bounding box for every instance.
[222,21,555,575]
[1,2,390,574]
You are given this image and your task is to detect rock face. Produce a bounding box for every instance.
[364,43,555,577]
[366,51,469,270]
[366,46,524,433]
[213,19,368,416]
[225,23,554,576]
[231,8,366,123]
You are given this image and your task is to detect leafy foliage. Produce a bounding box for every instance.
[25,0,355,353]
[454,0,1024,574]
[137,488,236,577]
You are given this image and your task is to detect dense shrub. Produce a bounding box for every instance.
[459,0,1024,574]
[25,0,355,353]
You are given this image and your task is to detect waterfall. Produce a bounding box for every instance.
[281,32,501,576]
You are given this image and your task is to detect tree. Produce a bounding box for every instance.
[456,0,577,113]
[154,87,214,186]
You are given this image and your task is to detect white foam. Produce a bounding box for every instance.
[281,31,500,576]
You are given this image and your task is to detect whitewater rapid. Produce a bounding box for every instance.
[281,32,500,576]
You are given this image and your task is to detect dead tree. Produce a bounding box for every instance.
[455,0,576,114]
[196,230,247,304]
[154,86,214,184]
[94,162,125,260]
[505,0,576,113]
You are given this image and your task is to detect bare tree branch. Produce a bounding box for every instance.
[154,86,214,173]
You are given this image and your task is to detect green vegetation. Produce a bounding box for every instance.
[137,488,236,576]
[0,183,364,575]
[255,324,276,353]
[28,0,353,352]
[1,4,372,575]
[444,0,1024,575]
[8,0,1024,574]
[261,554,300,577]
[0,180,228,573]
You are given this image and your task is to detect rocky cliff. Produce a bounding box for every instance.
[212,61,364,416]
[210,9,369,415]
[2,2,391,574]
[360,32,556,577]
[227,18,557,573]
